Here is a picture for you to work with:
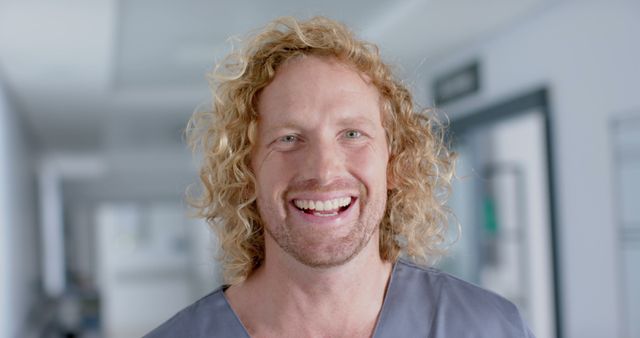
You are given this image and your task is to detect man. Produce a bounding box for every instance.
[145,16,534,337]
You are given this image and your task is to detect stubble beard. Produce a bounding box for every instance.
[260,184,387,269]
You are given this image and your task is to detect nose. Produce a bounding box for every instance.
[300,137,346,186]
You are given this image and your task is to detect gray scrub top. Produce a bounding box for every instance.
[144,259,535,337]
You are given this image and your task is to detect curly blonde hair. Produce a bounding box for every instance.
[187,16,455,284]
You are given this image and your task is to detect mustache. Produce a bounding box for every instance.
[286,178,362,194]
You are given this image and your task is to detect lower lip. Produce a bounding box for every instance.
[288,198,357,225]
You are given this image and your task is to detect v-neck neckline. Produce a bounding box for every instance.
[219,260,400,338]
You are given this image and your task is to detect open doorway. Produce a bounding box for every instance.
[439,88,561,338]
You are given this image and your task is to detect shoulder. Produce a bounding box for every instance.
[390,259,534,337]
[395,259,519,314]
[143,286,246,338]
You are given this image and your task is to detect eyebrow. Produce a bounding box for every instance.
[262,115,379,137]
[335,116,379,129]
[262,121,301,137]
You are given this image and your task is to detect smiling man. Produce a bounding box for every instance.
[145,16,534,338]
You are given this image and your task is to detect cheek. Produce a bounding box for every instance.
[254,152,295,196]
[347,146,389,190]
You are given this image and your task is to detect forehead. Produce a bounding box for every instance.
[256,55,382,127]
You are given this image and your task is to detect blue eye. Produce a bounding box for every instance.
[280,135,297,143]
[345,130,361,138]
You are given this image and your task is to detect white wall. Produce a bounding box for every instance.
[96,201,217,338]
[419,2,640,337]
[0,77,39,337]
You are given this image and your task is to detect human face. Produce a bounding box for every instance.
[251,55,389,268]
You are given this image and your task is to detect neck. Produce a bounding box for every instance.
[226,232,393,337]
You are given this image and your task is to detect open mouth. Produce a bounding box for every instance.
[292,197,355,217]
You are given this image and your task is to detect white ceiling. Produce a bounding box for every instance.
[0,0,555,177]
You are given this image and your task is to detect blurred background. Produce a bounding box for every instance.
[0,0,638,337]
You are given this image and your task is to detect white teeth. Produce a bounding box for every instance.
[293,197,351,212]
[315,211,338,217]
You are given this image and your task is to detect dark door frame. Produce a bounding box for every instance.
[449,87,563,338]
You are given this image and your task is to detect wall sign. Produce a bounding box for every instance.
[433,62,480,105]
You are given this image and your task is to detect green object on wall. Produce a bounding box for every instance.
[483,197,499,235]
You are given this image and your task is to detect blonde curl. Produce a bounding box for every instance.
[187,16,455,284]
